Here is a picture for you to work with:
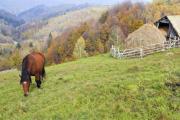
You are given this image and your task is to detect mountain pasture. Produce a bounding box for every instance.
[0,49,180,120]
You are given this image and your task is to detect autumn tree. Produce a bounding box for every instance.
[109,25,125,49]
[9,49,22,69]
[73,36,88,58]
[16,43,21,49]
[46,38,60,64]
[29,42,33,48]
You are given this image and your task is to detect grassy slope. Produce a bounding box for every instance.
[0,49,180,120]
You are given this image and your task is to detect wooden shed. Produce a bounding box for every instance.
[155,16,180,39]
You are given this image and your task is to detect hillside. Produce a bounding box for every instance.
[0,9,24,27]
[0,9,24,43]
[0,5,102,44]
[0,21,20,44]
[0,49,179,120]
[21,6,108,41]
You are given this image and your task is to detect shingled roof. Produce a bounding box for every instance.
[167,15,180,36]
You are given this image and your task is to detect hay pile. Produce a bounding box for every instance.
[125,24,166,49]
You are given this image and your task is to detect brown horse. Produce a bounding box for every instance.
[20,52,46,96]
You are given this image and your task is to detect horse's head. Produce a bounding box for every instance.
[22,81,30,96]
[19,74,30,97]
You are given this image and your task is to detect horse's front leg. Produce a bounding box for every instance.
[35,74,41,88]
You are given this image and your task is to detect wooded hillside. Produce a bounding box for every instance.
[46,0,180,64]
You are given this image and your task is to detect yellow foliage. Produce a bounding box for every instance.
[73,36,88,58]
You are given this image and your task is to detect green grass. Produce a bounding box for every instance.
[0,49,180,120]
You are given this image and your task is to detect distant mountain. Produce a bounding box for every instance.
[0,21,19,44]
[0,9,24,43]
[20,6,108,41]
[0,5,108,44]
[0,9,25,27]
[18,4,91,22]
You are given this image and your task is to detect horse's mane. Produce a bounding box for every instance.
[20,55,30,84]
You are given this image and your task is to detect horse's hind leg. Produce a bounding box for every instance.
[42,67,46,80]
[29,76,32,83]
[35,75,41,88]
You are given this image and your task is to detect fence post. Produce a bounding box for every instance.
[162,43,165,51]
[116,47,118,58]
[110,45,112,56]
[113,47,116,57]
[111,45,114,57]
[140,48,143,59]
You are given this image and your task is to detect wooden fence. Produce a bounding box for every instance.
[111,37,180,59]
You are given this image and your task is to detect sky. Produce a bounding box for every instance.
[0,0,152,14]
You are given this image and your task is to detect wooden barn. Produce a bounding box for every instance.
[155,16,180,39]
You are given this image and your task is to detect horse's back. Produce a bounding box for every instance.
[31,52,45,65]
[25,52,45,75]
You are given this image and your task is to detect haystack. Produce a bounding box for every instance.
[125,24,166,49]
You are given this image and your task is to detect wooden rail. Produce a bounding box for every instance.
[111,37,180,59]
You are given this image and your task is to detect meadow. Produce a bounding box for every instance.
[0,49,180,120]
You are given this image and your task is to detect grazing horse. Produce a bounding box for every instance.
[20,52,46,96]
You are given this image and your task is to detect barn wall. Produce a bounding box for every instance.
[168,24,178,38]
[155,17,179,39]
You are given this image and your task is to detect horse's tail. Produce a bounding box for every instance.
[42,66,46,78]
[39,53,46,79]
